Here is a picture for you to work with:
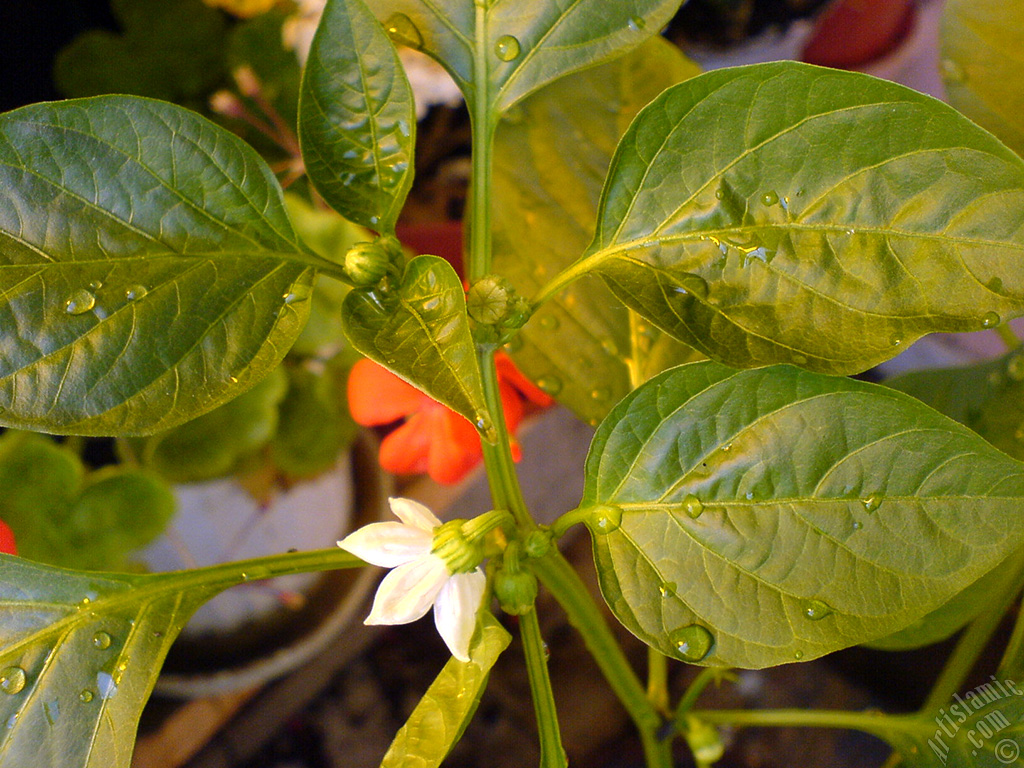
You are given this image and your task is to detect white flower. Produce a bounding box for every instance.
[337,497,486,662]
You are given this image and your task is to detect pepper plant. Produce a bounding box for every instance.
[3,0,1024,766]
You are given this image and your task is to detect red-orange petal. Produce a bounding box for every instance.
[496,354,554,407]
[0,519,17,556]
[428,409,483,484]
[378,412,433,476]
[348,359,428,426]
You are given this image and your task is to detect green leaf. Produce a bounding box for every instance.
[582,361,1024,668]
[0,558,226,768]
[867,553,1023,651]
[941,0,1024,158]
[342,255,490,437]
[494,37,702,425]
[380,612,511,768]
[0,96,325,435]
[576,61,1024,375]
[53,0,228,109]
[366,0,683,113]
[128,366,288,482]
[299,0,416,234]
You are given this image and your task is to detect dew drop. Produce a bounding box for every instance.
[96,671,117,700]
[538,315,559,331]
[669,625,714,663]
[794,650,805,660]
[861,495,882,512]
[982,311,1001,329]
[681,493,704,519]
[988,276,1004,293]
[474,412,498,443]
[802,599,834,621]
[494,35,521,61]
[679,274,709,301]
[542,642,551,661]
[792,354,808,366]
[761,191,778,206]
[369,215,380,226]
[890,334,902,347]
[88,280,103,291]
[0,667,26,695]
[44,699,60,725]
[601,338,619,356]
[536,376,562,395]
[79,690,94,703]
[419,296,443,318]
[714,188,725,200]
[852,521,863,530]
[92,631,113,650]
[64,289,96,315]
[384,13,424,49]
[397,119,411,137]
[590,387,611,402]
[503,335,523,353]
[229,375,239,384]
[627,15,646,31]
[659,581,677,597]
[1008,355,1024,382]
[590,504,623,534]
[124,285,148,301]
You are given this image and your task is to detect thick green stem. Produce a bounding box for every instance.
[998,595,1024,681]
[647,647,670,715]
[996,323,1022,351]
[469,7,495,283]
[519,608,569,767]
[693,708,931,742]
[533,549,671,768]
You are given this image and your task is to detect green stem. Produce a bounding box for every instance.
[519,608,569,767]
[921,551,1024,713]
[532,550,671,768]
[692,708,931,742]
[996,323,1022,351]
[647,647,670,715]
[675,668,728,720]
[469,5,495,283]
[998,594,1024,681]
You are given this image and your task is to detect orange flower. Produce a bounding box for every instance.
[0,519,16,556]
[348,355,553,485]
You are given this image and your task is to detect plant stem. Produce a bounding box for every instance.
[675,667,728,720]
[998,596,1024,681]
[469,4,495,284]
[532,549,671,768]
[519,608,569,767]
[996,323,1022,350]
[692,708,931,741]
[647,647,670,715]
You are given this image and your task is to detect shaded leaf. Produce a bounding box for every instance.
[494,37,702,426]
[342,255,490,438]
[53,0,227,109]
[300,0,416,233]
[941,0,1024,158]
[0,96,325,435]
[127,366,288,482]
[381,612,511,768]
[582,361,1024,668]
[366,0,682,113]
[577,62,1024,375]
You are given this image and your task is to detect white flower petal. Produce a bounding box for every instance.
[389,497,442,532]
[366,555,449,625]
[433,568,486,662]
[337,522,431,568]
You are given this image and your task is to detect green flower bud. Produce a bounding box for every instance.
[494,567,538,615]
[344,241,390,286]
[523,528,552,559]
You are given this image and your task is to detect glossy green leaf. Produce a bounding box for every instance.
[380,612,511,768]
[128,366,288,482]
[0,96,325,435]
[366,0,682,113]
[494,37,702,426]
[941,0,1024,158]
[0,558,226,768]
[342,255,490,437]
[582,361,1024,668]
[574,61,1024,375]
[867,553,1024,651]
[299,0,416,234]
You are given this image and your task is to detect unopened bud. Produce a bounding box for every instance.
[494,568,538,615]
[344,241,391,286]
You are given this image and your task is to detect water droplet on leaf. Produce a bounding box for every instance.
[681,493,704,519]
[601,338,619,356]
[590,387,610,402]
[861,495,882,512]
[802,599,834,621]
[761,191,778,206]
[590,505,623,534]
[794,650,804,660]
[79,690,94,703]
[92,631,112,650]
[538,315,559,331]
[659,581,677,597]
[852,521,863,530]
[64,289,96,315]
[44,699,60,725]
[988,276,1004,293]
[0,667,26,695]
[627,15,646,31]
[982,311,1001,329]
[670,625,714,663]
[384,13,424,49]
[88,280,103,291]
[494,35,521,61]
[125,285,148,301]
